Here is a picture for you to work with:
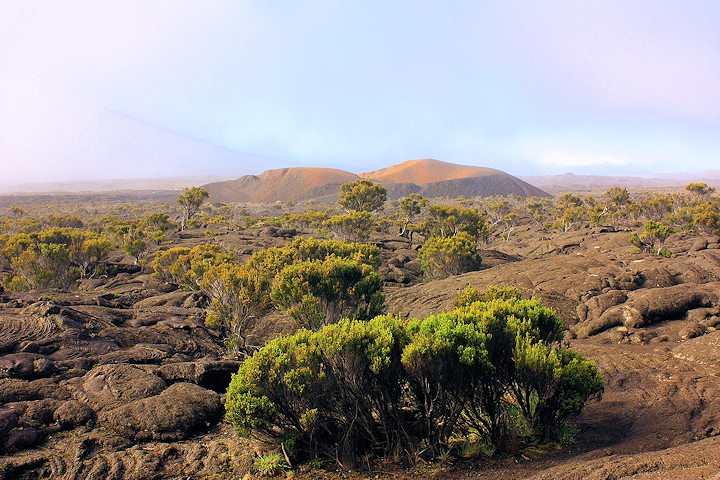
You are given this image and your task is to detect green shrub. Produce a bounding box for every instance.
[420,205,490,241]
[630,220,673,254]
[201,263,273,357]
[419,232,481,279]
[454,285,522,308]
[254,452,288,476]
[271,257,385,330]
[338,179,387,213]
[202,238,382,357]
[153,244,233,290]
[226,297,602,467]
[0,228,114,291]
[246,237,380,277]
[324,211,376,242]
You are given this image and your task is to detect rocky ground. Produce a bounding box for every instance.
[1,223,720,479]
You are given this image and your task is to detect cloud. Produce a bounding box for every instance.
[0,73,286,185]
[1,1,717,183]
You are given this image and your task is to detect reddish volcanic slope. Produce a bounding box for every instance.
[203,159,549,203]
[203,167,359,203]
[359,158,501,184]
[361,159,549,198]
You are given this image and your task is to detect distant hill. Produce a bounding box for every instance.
[359,159,499,184]
[361,159,549,198]
[520,171,720,195]
[203,168,360,203]
[204,159,549,203]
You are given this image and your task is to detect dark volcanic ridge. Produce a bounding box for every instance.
[203,158,550,203]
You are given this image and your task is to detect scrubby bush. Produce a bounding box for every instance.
[419,232,481,279]
[338,179,387,213]
[153,244,234,290]
[421,205,490,241]
[630,220,674,254]
[201,263,273,357]
[226,294,603,467]
[324,211,376,242]
[453,284,522,308]
[0,228,113,291]
[281,209,330,229]
[201,238,383,357]
[271,257,385,330]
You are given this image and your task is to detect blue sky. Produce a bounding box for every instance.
[0,1,718,185]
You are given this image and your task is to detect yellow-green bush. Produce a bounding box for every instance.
[153,243,234,290]
[226,295,603,467]
[419,232,481,279]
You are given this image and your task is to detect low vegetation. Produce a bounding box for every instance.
[226,286,603,468]
[200,237,383,357]
[3,179,719,476]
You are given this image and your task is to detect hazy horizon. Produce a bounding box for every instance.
[1,1,718,186]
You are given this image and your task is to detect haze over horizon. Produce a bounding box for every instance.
[1,1,718,187]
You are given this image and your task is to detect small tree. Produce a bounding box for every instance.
[10,207,24,221]
[399,193,427,238]
[553,206,585,232]
[73,231,113,278]
[177,187,209,230]
[693,199,720,234]
[630,220,674,255]
[686,183,716,199]
[143,212,174,243]
[605,187,630,207]
[122,228,148,264]
[422,205,490,241]
[201,263,273,357]
[201,238,381,356]
[271,257,385,330]
[324,211,375,243]
[153,243,233,290]
[419,232,481,280]
[338,179,387,213]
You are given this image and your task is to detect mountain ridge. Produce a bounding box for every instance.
[203,159,550,203]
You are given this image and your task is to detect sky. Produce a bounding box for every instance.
[0,1,718,186]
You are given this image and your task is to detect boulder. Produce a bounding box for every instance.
[133,291,193,309]
[679,322,707,340]
[690,237,708,252]
[64,364,166,412]
[0,353,55,379]
[639,267,676,288]
[687,307,720,324]
[99,343,174,364]
[3,426,45,453]
[53,400,94,428]
[0,408,21,439]
[673,330,720,366]
[98,382,221,442]
[579,283,718,337]
[157,359,241,393]
[0,378,69,403]
[584,290,628,323]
